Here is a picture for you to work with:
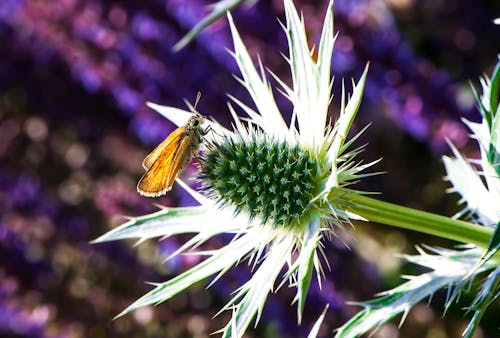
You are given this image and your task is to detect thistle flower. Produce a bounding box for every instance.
[95,0,371,335]
[336,60,500,338]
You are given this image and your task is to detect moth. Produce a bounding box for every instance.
[137,114,207,197]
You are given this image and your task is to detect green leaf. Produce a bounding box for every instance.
[284,0,327,146]
[226,12,290,141]
[92,206,207,242]
[442,144,499,225]
[325,64,369,190]
[280,0,337,149]
[488,124,500,178]
[316,0,336,107]
[92,206,240,243]
[220,236,294,338]
[467,222,500,277]
[463,266,500,338]
[488,58,500,117]
[172,0,249,52]
[295,218,321,323]
[336,65,370,154]
[470,82,492,129]
[335,247,493,338]
[115,232,262,318]
[488,223,500,258]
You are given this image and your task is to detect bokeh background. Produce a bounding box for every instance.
[0,0,499,337]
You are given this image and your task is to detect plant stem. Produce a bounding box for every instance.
[340,191,493,248]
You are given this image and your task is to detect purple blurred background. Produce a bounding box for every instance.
[0,0,499,337]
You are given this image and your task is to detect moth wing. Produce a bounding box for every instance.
[137,153,175,197]
[137,134,184,197]
[165,135,194,188]
[142,126,186,170]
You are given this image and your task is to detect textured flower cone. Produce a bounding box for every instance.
[200,137,326,229]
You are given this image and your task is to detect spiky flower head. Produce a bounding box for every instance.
[95,1,371,336]
[200,137,325,229]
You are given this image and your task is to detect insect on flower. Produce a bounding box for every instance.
[137,96,208,197]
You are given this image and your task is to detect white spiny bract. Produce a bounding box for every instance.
[336,60,500,338]
[443,65,500,226]
[94,1,370,337]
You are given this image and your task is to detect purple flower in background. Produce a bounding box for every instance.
[0,0,499,337]
[2,0,490,150]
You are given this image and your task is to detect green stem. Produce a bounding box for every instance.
[340,191,493,249]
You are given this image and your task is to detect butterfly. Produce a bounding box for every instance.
[137,114,208,197]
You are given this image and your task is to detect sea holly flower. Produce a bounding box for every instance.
[95,0,371,335]
[336,60,500,338]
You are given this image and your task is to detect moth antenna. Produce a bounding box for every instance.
[194,91,201,111]
[184,91,202,116]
